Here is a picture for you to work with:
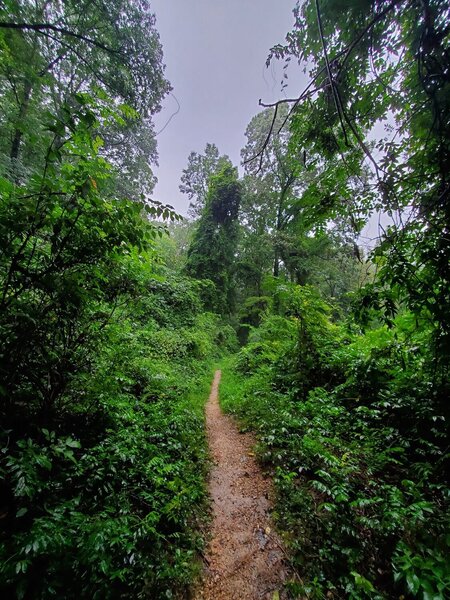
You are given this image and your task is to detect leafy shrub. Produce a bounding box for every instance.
[0,106,235,596]
[0,275,232,598]
[220,284,449,600]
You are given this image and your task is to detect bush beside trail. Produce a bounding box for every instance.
[220,285,450,600]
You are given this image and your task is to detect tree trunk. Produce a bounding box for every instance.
[10,77,33,166]
[273,187,286,278]
[273,250,280,277]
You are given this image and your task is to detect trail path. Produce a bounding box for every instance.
[195,370,291,600]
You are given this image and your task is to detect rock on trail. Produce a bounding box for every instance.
[194,370,291,600]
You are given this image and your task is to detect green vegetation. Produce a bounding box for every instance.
[221,284,449,599]
[221,0,449,596]
[1,274,230,598]
[185,165,242,315]
[0,2,233,597]
[1,0,449,598]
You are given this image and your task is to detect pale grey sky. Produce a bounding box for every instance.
[151,0,304,215]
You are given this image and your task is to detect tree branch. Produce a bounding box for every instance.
[250,0,403,168]
[243,103,278,174]
[315,0,350,146]
[0,22,119,54]
[336,0,402,80]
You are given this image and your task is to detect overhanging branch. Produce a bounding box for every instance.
[0,22,119,54]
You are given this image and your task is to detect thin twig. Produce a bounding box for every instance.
[243,103,278,173]
[315,0,350,146]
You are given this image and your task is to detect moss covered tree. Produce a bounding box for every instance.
[185,165,241,315]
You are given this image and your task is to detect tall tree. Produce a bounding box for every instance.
[266,0,450,360]
[0,0,170,194]
[0,0,174,423]
[185,165,241,315]
[240,106,364,301]
[179,143,232,218]
[241,107,302,278]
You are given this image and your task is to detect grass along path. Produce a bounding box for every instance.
[195,370,291,600]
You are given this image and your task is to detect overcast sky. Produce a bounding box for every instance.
[151,0,304,215]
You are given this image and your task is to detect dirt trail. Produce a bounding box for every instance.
[195,370,291,600]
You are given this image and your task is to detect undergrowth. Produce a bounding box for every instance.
[1,275,235,599]
[220,285,449,600]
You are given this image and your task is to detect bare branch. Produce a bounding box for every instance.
[250,48,352,165]
[315,0,350,146]
[243,103,278,173]
[245,0,402,172]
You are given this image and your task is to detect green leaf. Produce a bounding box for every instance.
[65,438,81,449]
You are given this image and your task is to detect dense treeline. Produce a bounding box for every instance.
[1,0,449,599]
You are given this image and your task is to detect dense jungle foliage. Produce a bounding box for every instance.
[1,0,449,599]
[0,1,235,597]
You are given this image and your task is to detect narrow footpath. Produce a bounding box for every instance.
[195,370,291,600]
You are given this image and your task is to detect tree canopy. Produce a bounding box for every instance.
[265,0,450,353]
[180,142,232,218]
[185,164,241,315]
